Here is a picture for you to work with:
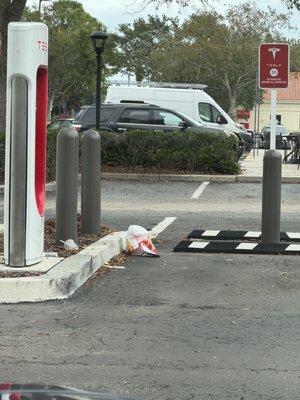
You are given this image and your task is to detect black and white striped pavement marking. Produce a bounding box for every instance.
[188,230,300,242]
[174,240,300,255]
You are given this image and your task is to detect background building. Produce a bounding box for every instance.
[249,72,300,132]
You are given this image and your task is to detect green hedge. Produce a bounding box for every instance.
[47,129,58,182]
[0,129,239,184]
[100,130,240,174]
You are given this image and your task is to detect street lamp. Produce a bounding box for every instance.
[90,31,108,131]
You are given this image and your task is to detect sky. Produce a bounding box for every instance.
[25,0,299,81]
[26,0,300,36]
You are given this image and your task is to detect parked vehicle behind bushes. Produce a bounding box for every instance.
[47,118,75,131]
[73,103,245,159]
[105,83,251,151]
[260,124,290,150]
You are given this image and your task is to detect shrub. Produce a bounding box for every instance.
[100,130,240,174]
[0,128,240,185]
[0,130,58,184]
[47,128,59,182]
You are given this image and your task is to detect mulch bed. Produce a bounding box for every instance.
[0,215,116,278]
[44,214,114,258]
[0,271,43,278]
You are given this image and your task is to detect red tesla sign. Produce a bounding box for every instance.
[259,43,289,89]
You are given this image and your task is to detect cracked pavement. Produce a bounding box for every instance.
[0,180,300,400]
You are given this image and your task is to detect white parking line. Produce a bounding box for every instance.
[150,217,177,239]
[190,181,210,199]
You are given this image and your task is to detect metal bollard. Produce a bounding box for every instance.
[81,130,101,234]
[55,127,79,244]
[261,149,282,244]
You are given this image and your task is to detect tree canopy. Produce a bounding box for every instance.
[22,0,114,115]
[136,0,300,9]
[284,0,300,9]
[0,0,27,131]
[113,15,177,82]
[0,0,299,128]
[147,3,292,117]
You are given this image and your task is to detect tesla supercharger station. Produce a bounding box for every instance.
[4,22,48,267]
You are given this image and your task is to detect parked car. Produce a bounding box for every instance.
[73,103,245,158]
[247,128,264,149]
[0,384,133,400]
[105,83,249,143]
[236,125,252,152]
[47,118,75,131]
[260,124,290,149]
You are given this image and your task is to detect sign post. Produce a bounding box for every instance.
[259,43,289,244]
[270,89,277,150]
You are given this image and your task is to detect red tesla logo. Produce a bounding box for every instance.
[37,40,48,52]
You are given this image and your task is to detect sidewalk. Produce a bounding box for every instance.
[240,149,300,179]
[1,150,298,189]
[100,150,300,182]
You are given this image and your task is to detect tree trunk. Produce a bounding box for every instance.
[135,68,145,83]
[228,90,237,121]
[48,95,55,121]
[0,0,27,131]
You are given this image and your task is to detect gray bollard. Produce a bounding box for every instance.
[81,130,101,234]
[56,127,79,245]
[261,149,282,244]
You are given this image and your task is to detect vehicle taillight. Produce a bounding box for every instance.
[0,384,12,390]
[0,383,12,400]
[0,384,21,400]
[9,394,21,400]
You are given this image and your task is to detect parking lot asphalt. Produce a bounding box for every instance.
[0,179,300,400]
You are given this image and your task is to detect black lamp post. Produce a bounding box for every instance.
[90,31,108,131]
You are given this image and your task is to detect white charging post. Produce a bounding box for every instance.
[4,22,48,267]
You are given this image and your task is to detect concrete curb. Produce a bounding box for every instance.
[0,231,124,304]
[102,173,237,182]
[1,173,299,193]
[101,172,300,184]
